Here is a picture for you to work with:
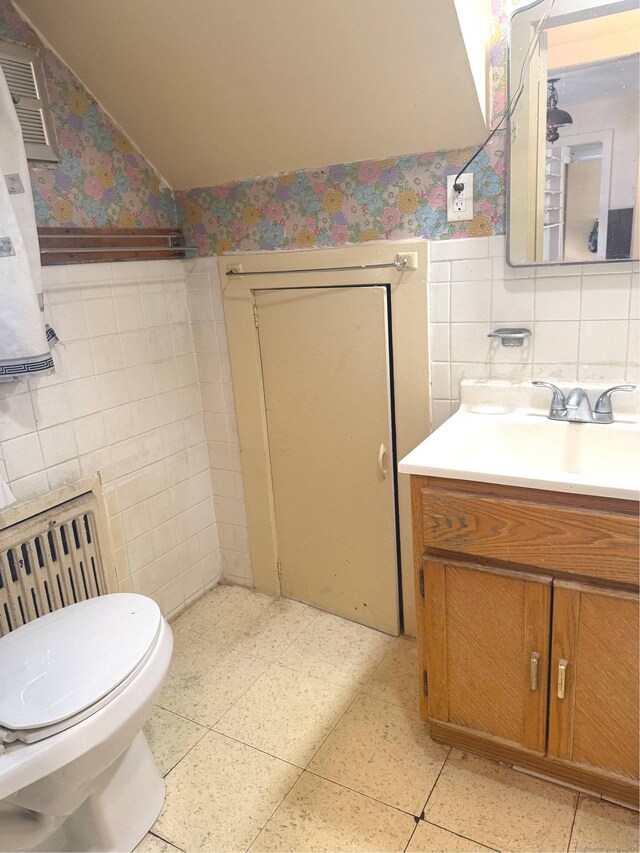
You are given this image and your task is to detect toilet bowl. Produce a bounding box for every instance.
[0,593,173,853]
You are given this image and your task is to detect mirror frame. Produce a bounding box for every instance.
[506,0,639,267]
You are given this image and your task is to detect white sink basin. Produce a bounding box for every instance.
[399,381,640,500]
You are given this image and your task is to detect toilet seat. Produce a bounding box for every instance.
[0,594,161,747]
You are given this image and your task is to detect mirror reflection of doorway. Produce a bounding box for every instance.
[544,136,609,263]
[544,50,638,263]
[564,144,603,262]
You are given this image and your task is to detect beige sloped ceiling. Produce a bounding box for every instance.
[15,0,489,189]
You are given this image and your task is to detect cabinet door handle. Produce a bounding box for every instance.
[529,651,540,692]
[377,443,388,479]
[557,659,568,699]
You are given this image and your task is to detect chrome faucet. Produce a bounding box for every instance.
[533,382,636,424]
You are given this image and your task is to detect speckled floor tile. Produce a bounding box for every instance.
[276,610,393,688]
[214,663,356,767]
[144,586,637,853]
[158,642,269,727]
[425,749,577,853]
[249,771,416,852]
[407,820,497,852]
[153,731,301,853]
[143,706,208,776]
[309,693,449,814]
[171,584,269,645]
[569,795,639,852]
[361,635,419,711]
[133,832,183,853]
[231,596,320,661]
[169,618,237,665]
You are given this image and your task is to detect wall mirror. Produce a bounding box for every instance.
[508,0,639,266]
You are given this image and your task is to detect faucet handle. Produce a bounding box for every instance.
[594,384,636,414]
[533,381,567,414]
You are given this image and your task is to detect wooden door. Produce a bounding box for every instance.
[255,286,398,634]
[424,560,551,752]
[549,582,639,780]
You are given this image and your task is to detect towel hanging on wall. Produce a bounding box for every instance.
[0,474,16,510]
[0,65,55,381]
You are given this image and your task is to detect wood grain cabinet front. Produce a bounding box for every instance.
[548,583,639,781]
[423,560,551,753]
[411,475,640,809]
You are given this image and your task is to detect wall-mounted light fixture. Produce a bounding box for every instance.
[546,78,573,143]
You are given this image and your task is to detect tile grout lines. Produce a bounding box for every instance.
[151,626,413,850]
[158,656,423,771]
[242,764,305,853]
[302,767,422,822]
[152,600,359,849]
[146,830,186,853]
[401,746,500,853]
[565,791,581,853]
[415,744,451,821]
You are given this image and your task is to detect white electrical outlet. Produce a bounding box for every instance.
[447,173,474,222]
[453,186,466,213]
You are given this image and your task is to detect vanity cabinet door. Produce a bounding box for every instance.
[423,560,551,753]
[548,582,639,781]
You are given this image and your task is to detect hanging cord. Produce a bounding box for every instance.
[453,0,557,191]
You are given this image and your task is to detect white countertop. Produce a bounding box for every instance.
[398,381,640,501]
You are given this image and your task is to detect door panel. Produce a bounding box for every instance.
[549,583,639,779]
[256,286,398,634]
[424,560,551,752]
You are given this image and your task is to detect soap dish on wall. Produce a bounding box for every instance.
[487,328,532,347]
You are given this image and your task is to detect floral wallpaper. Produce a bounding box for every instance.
[176,0,509,255]
[1,0,509,245]
[176,139,505,255]
[0,0,177,228]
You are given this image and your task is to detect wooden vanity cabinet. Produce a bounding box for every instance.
[412,476,640,808]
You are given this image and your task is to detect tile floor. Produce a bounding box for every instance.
[134,585,639,853]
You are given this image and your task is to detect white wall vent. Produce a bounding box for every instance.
[0,40,59,162]
[0,492,109,636]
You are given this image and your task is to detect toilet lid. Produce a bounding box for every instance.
[0,593,161,732]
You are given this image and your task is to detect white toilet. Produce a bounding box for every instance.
[0,593,173,853]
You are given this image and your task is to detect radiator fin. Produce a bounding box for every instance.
[0,493,107,637]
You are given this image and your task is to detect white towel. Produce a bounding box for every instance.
[0,65,53,381]
[0,475,16,510]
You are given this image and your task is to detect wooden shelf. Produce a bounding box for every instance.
[37,227,195,266]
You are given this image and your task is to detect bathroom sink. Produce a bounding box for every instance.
[458,417,639,478]
[399,381,640,500]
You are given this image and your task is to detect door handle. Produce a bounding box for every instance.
[529,651,540,692]
[557,659,568,699]
[377,443,388,479]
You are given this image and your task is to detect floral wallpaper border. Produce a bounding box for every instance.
[176,137,506,255]
[0,0,177,228]
[176,0,508,255]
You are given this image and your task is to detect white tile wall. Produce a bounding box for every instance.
[0,260,224,619]
[428,235,639,428]
[183,258,252,588]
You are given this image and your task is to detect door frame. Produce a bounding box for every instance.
[558,129,613,262]
[219,241,429,635]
